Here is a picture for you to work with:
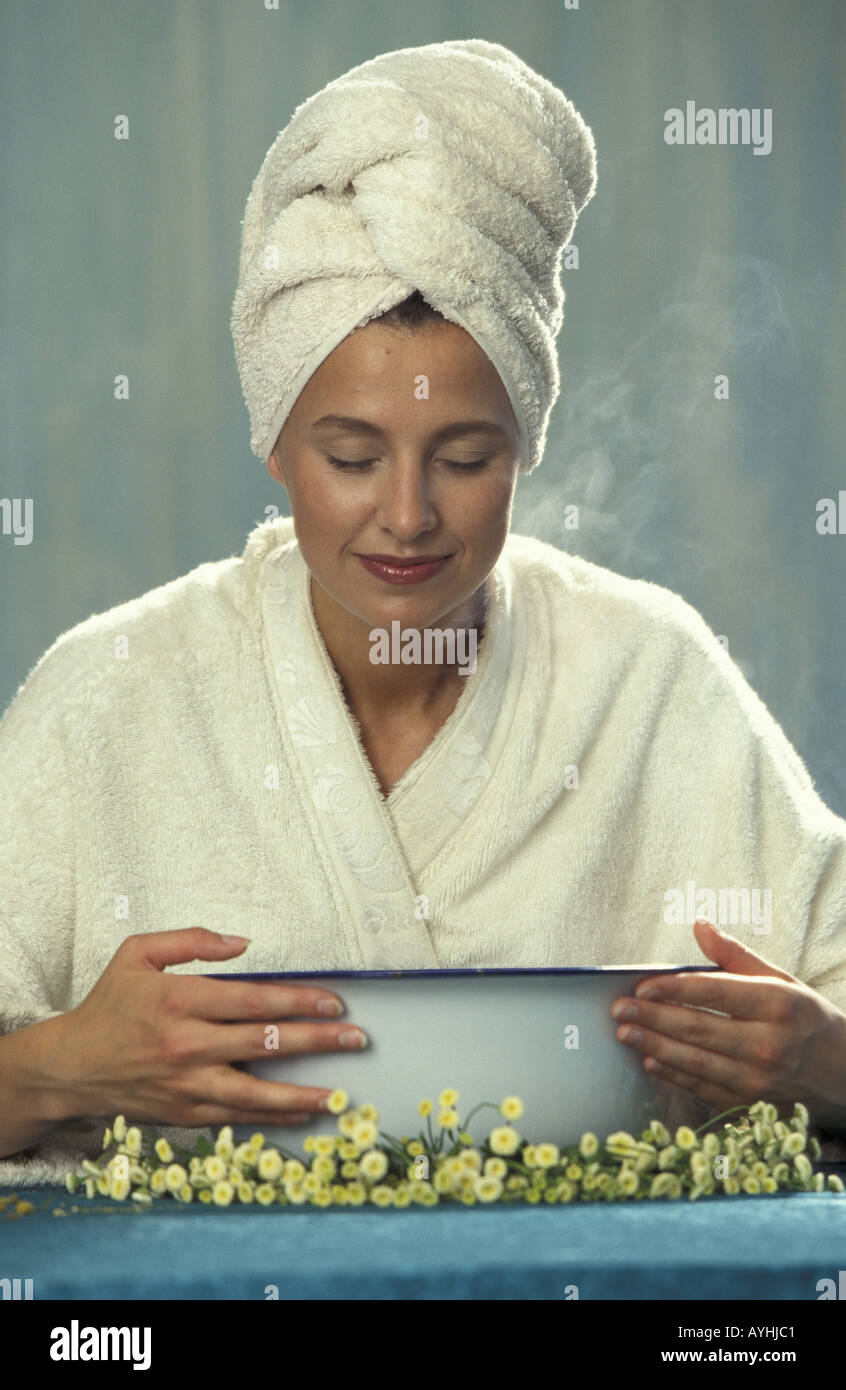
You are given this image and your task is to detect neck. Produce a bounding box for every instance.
[309,576,488,720]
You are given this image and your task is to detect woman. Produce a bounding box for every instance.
[1,40,845,1187]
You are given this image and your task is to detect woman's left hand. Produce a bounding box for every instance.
[611,919,846,1128]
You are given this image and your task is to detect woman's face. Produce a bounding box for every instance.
[267,316,522,643]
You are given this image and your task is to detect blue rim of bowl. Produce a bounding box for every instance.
[207,965,721,980]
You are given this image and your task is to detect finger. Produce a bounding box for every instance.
[191,1066,339,1118]
[184,1019,368,1065]
[640,1055,748,1115]
[616,1019,777,1097]
[692,918,796,982]
[176,977,346,1023]
[120,927,251,971]
[612,995,785,1062]
[631,972,799,1021]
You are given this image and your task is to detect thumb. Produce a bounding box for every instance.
[123,927,251,972]
[693,918,795,981]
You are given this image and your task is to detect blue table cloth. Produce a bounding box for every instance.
[3,1176,846,1300]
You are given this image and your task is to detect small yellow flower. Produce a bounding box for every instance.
[212,1181,234,1206]
[433,1169,453,1194]
[579,1132,599,1160]
[248,1133,265,1151]
[369,1185,394,1207]
[337,1113,359,1138]
[326,1088,349,1115]
[793,1153,813,1182]
[565,1163,583,1181]
[359,1149,389,1182]
[352,1120,379,1148]
[618,1170,639,1196]
[346,1182,367,1205]
[257,1150,284,1181]
[302,1173,322,1195]
[101,1127,113,1151]
[124,1127,143,1157]
[761,1177,778,1193]
[356,1103,379,1123]
[406,1139,424,1157]
[154,1138,174,1164]
[164,1164,188,1193]
[303,1135,316,1153]
[313,1135,335,1156]
[84,1178,96,1200]
[649,1173,681,1199]
[525,1188,541,1204]
[112,1115,127,1143]
[723,1177,741,1195]
[489,1126,521,1156]
[204,1155,227,1182]
[233,1142,256,1168]
[535,1143,560,1169]
[312,1156,336,1182]
[657,1145,679,1171]
[198,1188,213,1204]
[437,1108,459,1128]
[109,1175,131,1201]
[438,1088,459,1108]
[150,1168,167,1195]
[393,1187,412,1208]
[131,1190,153,1206]
[499,1095,524,1121]
[827,1174,845,1192]
[285,1184,307,1205]
[340,1160,359,1179]
[214,1133,234,1160]
[675,1127,698,1151]
[742,1176,761,1194]
[310,1188,332,1207]
[418,1099,434,1118]
[460,1149,482,1172]
[255,1183,277,1206]
[484,1157,507,1179]
[556,1180,576,1203]
[792,1102,809,1126]
[648,1119,671,1147]
[780,1132,805,1158]
[474,1175,503,1203]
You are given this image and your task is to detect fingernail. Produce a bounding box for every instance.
[635,986,660,1000]
[618,1026,642,1044]
[317,998,343,1016]
[611,1002,639,1021]
[339,1027,367,1049]
[220,934,250,944]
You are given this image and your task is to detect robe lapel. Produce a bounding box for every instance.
[259,524,440,968]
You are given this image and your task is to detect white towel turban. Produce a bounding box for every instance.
[231,38,597,474]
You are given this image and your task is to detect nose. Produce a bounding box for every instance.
[373,456,438,540]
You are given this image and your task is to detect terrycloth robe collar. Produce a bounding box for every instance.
[253,516,527,968]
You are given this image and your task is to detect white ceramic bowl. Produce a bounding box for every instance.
[211,965,719,1153]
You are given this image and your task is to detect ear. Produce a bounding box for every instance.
[266,447,284,486]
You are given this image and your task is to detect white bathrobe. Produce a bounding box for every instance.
[2,515,845,1186]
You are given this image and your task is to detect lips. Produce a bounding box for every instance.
[355,554,452,586]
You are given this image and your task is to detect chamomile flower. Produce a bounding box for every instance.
[112,1115,127,1143]
[109,1175,131,1201]
[352,1120,379,1148]
[164,1164,188,1193]
[154,1138,174,1164]
[312,1156,336,1182]
[418,1099,434,1118]
[484,1157,507,1179]
[150,1168,168,1195]
[579,1132,599,1160]
[203,1155,227,1182]
[489,1125,521,1156]
[675,1127,698,1151]
[177,1184,194,1204]
[438,1088,459,1108]
[793,1102,809,1126]
[314,1135,336,1157]
[474,1175,503,1202]
[326,1089,349,1115]
[212,1181,235,1206]
[437,1108,459,1128]
[257,1150,283,1182]
[793,1153,813,1182]
[358,1150,389,1182]
[124,1127,143,1157]
[346,1182,367,1205]
[535,1143,560,1169]
[255,1183,277,1207]
[369,1185,394,1207]
[405,1139,424,1157]
[499,1095,524,1121]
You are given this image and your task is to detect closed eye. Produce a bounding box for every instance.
[327,455,490,472]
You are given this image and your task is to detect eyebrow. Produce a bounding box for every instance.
[310,414,508,442]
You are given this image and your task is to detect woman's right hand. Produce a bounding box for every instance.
[43,928,367,1130]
